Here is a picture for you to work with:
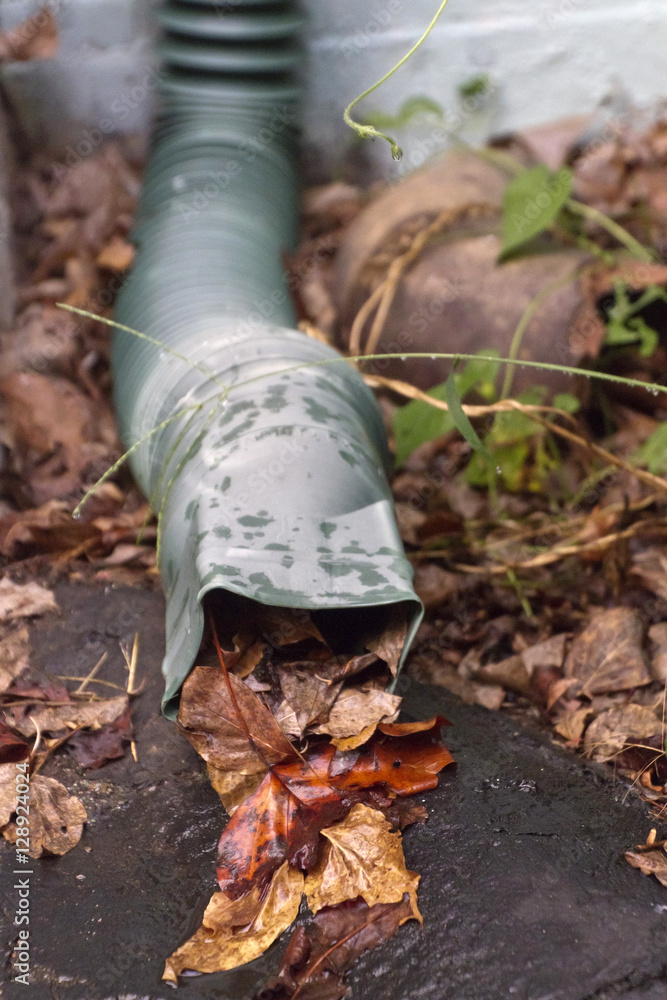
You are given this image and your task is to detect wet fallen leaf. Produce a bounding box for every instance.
[260,896,419,1000]
[331,723,377,752]
[327,721,454,797]
[68,701,133,769]
[582,704,663,762]
[0,762,86,856]
[178,664,298,774]
[304,803,421,917]
[378,716,446,737]
[215,722,453,899]
[0,721,29,763]
[206,762,264,816]
[10,693,129,738]
[215,751,345,899]
[625,846,667,887]
[313,687,402,740]
[0,579,57,621]
[163,861,304,983]
[564,608,652,696]
[0,7,58,62]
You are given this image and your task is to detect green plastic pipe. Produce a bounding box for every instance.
[111,0,423,718]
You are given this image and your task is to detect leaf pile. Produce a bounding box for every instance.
[165,608,454,990]
[0,582,142,853]
[1,131,155,585]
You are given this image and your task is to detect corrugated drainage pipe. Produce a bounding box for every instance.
[111,0,424,718]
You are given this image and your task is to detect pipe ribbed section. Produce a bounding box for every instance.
[112,0,423,717]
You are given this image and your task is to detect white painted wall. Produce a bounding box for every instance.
[1,0,667,175]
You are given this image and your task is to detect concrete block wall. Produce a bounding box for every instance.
[1,0,667,175]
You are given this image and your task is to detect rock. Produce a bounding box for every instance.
[332,149,598,398]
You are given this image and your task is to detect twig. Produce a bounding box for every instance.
[351,203,498,358]
[442,517,667,575]
[56,675,128,692]
[75,651,107,694]
[365,371,667,497]
[505,401,667,496]
[30,724,87,776]
[121,633,140,762]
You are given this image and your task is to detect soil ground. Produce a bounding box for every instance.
[1,582,666,1000]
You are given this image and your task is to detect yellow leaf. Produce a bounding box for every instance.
[304,803,421,922]
[206,762,264,816]
[163,861,304,982]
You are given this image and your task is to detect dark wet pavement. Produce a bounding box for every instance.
[2,583,667,1000]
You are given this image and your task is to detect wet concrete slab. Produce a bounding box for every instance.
[2,583,667,1000]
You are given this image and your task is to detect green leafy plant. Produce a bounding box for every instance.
[392,352,498,466]
[391,349,583,493]
[500,165,573,259]
[343,0,453,160]
[633,423,667,475]
[603,281,666,357]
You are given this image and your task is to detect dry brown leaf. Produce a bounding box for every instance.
[0,372,116,502]
[178,664,297,774]
[0,501,101,559]
[232,637,268,679]
[254,606,327,648]
[0,579,57,622]
[0,626,31,693]
[10,693,129,738]
[631,548,667,602]
[476,634,567,697]
[364,611,408,677]
[583,704,663,762]
[413,563,460,611]
[648,622,667,684]
[206,763,264,816]
[553,706,592,746]
[273,698,302,739]
[163,861,303,983]
[314,687,402,740]
[96,236,134,271]
[304,803,421,920]
[411,657,505,711]
[564,608,652,696]
[625,847,667,887]
[0,7,58,62]
[0,763,86,856]
[278,667,344,734]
